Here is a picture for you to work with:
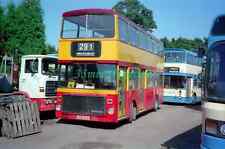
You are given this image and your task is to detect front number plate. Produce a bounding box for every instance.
[76,115,90,121]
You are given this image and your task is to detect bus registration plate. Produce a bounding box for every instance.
[76,115,90,121]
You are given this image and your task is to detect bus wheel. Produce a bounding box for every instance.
[129,102,137,122]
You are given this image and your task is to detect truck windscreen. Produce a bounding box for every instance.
[42,58,58,76]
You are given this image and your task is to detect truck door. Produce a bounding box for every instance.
[19,58,39,98]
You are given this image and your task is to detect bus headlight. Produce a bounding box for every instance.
[205,119,225,137]
[107,108,114,115]
[56,105,61,111]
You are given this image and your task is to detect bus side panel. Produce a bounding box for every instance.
[144,88,155,110]
[125,90,140,116]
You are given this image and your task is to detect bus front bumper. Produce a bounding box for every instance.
[201,134,225,149]
[163,96,200,104]
[31,98,56,111]
[56,111,119,123]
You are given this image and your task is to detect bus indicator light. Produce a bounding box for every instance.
[107,98,113,104]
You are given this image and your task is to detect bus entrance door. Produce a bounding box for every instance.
[118,67,127,118]
[186,77,192,97]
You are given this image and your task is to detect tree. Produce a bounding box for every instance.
[113,0,157,31]
[0,3,6,55]
[4,3,20,55]
[161,37,170,48]
[16,0,46,55]
[41,44,56,55]
[161,37,207,51]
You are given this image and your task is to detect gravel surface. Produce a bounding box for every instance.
[0,104,201,149]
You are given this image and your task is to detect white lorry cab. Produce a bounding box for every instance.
[19,55,58,112]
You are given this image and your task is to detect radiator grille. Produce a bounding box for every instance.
[45,81,57,96]
[62,95,106,115]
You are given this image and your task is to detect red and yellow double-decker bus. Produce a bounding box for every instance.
[56,9,164,123]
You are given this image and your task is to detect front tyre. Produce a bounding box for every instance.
[154,99,160,111]
[129,103,137,122]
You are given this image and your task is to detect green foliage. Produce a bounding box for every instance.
[17,0,46,55]
[0,4,6,55]
[2,0,47,57]
[161,37,207,51]
[42,44,56,55]
[113,0,157,31]
[4,3,20,55]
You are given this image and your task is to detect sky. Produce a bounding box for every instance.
[1,0,225,47]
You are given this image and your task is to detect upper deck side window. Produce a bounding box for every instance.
[165,50,185,63]
[118,18,163,56]
[186,52,202,66]
[62,14,115,39]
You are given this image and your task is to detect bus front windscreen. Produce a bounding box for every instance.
[206,42,225,102]
[164,75,187,89]
[60,64,116,90]
[62,15,115,39]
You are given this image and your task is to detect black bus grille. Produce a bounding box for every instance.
[45,81,57,96]
[62,95,106,115]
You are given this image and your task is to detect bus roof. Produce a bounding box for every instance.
[62,8,162,46]
[164,48,198,55]
[63,8,117,17]
[21,54,57,59]
[208,15,225,48]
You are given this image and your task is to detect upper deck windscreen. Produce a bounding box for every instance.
[210,16,225,36]
[205,16,225,103]
[62,15,115,39]
[165,49,201,66]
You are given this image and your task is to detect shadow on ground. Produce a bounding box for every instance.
[163,102,202,112]
[40,111,57,125]
[61,142,123,149]
[57,119,129,129]
[161,125,201,149]
[40,111,56,120]
[185,105,202,112]
[57,109,156,129]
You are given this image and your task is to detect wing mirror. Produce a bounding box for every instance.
[197,47,205,58]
